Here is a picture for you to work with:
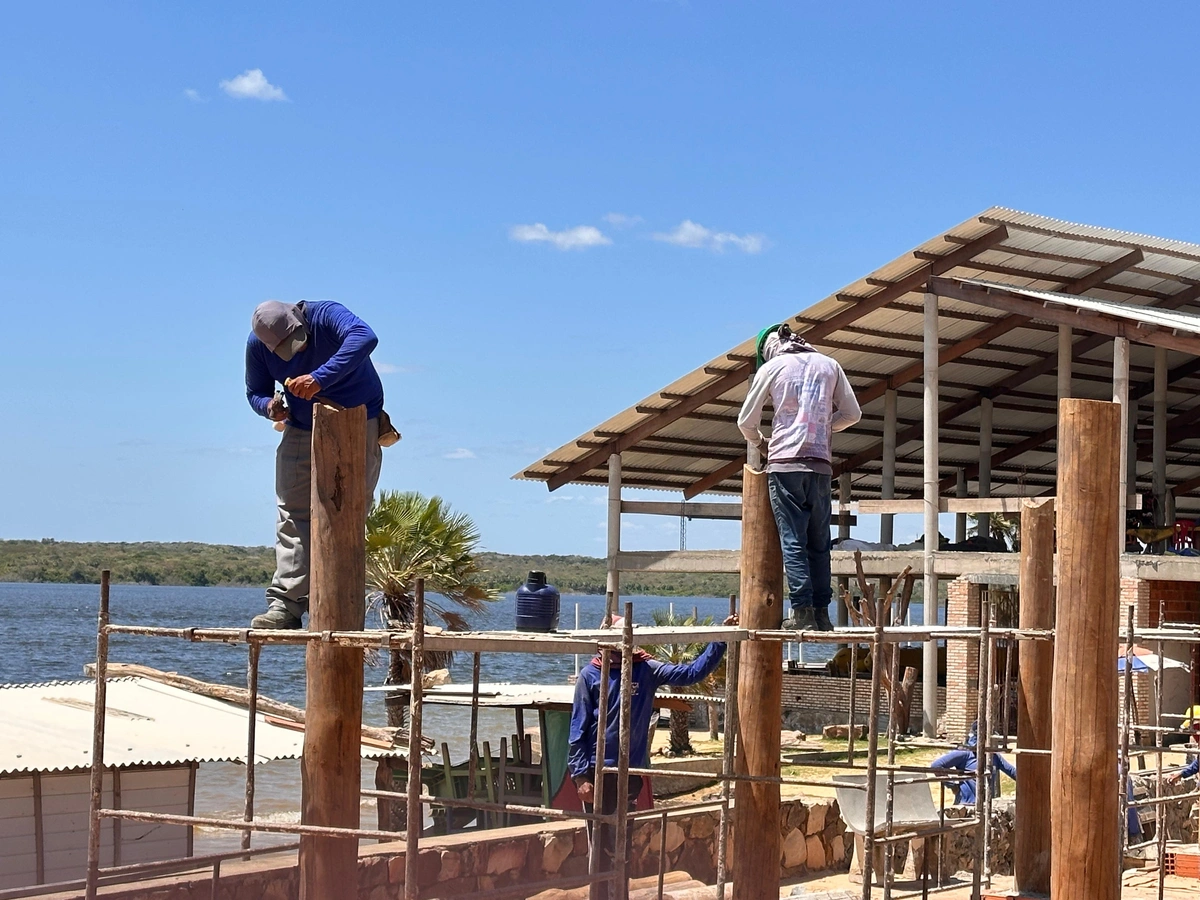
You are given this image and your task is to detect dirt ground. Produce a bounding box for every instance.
[780,870,1200,898]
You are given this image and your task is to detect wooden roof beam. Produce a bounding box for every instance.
[833,262,1199,479]
[930,278,1200,356]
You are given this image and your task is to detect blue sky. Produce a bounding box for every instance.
[5,2,1200,557]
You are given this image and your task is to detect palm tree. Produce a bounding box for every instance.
[967,512,1020,550]
[648,609,726,756]
[366,490,500,727]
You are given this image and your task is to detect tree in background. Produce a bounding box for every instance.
[648,608,726,756]
[366,491,499,727]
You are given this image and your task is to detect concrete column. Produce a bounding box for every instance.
[1113,338,1130,545]
[922,290,940,737]
[881,388,897,546]
[979,396,993,539]
[955,469,967,543]
[605,453,621,624]
[1057,324,1073,402]
[1154,347,1168,527]
[837,472,851,628]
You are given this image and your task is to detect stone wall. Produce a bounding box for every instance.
[56,797,848,900]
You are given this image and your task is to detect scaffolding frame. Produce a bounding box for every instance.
[67,572,1200,900]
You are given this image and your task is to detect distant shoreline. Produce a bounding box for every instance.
[0,540,738,598]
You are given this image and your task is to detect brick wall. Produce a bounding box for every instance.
[1148,580,1200,627]
[944,577,980,742]
[780,673,944,735]
[1120,578,1154,730]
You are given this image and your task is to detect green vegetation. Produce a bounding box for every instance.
[0,540,739,597]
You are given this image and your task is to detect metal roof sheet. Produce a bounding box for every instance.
[517,207,1200,507]
[0,678,401,776]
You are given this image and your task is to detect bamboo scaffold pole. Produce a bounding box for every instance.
[1155,588,1166,900]
[715,593,739,900]
[85,571,111,900]
[243,640,261,852]
[882,589,902,900]
[860,592,886,898]
[1120,605,1135,862]
[588,644,611,900]
[613,604,635,900]
[974,598,992,899]
[404,579,426,900]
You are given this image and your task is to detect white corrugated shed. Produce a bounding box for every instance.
[0,677,399,776]
[517,207,1200,508]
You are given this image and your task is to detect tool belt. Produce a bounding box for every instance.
[378,410,402,447]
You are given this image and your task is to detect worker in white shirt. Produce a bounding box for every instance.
[737,324,862,631]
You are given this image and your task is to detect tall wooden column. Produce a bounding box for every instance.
[300,403,368,900]
[1051,399,1120,900]
[1015,497,1054,893]
[734,464,784,900]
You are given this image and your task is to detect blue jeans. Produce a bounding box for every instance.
[767,471,833,614]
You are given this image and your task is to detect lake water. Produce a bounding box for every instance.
[0,583,771,852]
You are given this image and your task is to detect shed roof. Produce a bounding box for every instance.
[517,208,1200,508]
[0,678,401,776]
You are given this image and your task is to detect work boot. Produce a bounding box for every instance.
[814,607,835,632]
[251,606,303,629]
[783,607,817,631]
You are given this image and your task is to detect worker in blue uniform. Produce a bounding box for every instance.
[931,722,1017,805]
[568,614,736,871]
[245,299,392,629]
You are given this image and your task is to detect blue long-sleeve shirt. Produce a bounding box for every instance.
[245,301,385,430]
[1182,756,1199,779]
[931,748,1017,805]
[567,642,726,779]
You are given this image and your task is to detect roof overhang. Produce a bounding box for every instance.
[517,208,1200,507]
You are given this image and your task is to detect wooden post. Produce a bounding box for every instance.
[881,388,897,546]
[922,290,939,737]
[1153,347,1168,528]
[300,402,368,900]
[1014,497,1054,894]
[734,464,784,900]
[1051,399,1120,900]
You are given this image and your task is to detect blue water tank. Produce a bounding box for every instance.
[515,570,560,632]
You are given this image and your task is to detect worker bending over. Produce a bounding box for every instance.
[931,722,1016,805]
[738,324,861,631]
[245,299,390,629]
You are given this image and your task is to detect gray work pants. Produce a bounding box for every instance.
[264,417,383,620]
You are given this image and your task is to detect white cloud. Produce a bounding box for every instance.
[219,69,287,102]
[652,219,767,254]
[509,223,611,250]
[183,88,206,103]
[443,448,476,460]
[375,362,421,375]
[602,212,643,228]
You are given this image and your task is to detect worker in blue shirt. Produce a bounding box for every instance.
[1166,755,1199,784]
[245,300,391,629]
[568,614,736,870]
[931,722,1017,805]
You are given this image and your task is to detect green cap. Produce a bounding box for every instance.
[754,324,784,370]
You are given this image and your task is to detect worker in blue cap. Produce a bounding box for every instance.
[245,299,397,629]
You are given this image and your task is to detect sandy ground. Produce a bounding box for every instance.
[780,870,1200,898]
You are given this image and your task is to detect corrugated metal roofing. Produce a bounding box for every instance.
[517,207,1200,508]
[0,678,401,776]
